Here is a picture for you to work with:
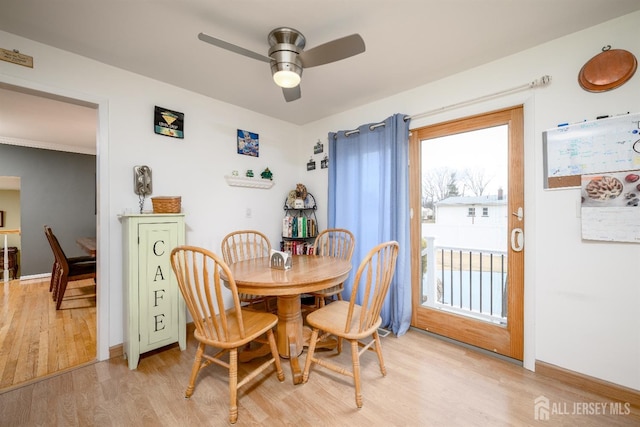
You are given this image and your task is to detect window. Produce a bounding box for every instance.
[482,207,489,217]
[468,207,476,217]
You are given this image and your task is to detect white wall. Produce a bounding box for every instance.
[0,30,307,360]
[301,12,640,390]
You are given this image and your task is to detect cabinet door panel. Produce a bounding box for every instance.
[138,222,180,352]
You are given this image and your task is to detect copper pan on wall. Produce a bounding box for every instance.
[578,46,637,92]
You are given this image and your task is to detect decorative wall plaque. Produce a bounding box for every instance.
[237,129,259,157]
[0,48,33,68]
[154,106,184,138]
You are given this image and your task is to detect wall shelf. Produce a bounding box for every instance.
[224,175,274,189]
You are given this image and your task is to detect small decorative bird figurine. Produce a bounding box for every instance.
[261,167,273,180]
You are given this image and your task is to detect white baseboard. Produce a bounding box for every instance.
[17,273,51,283]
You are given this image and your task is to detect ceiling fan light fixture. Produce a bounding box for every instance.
[270,55,302,88]
[273,69,301,88]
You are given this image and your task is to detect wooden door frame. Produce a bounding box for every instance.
[409,106,524,360]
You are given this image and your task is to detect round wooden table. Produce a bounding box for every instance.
[226,255,351,384]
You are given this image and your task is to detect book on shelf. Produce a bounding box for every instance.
[299,217,306,238]
[280,239,313,255]
[281,215,317,239]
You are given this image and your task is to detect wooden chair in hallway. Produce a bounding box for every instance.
[221,230,276,312]
[44,225,94,292]
[302,241,399,409]
[309,228,355,308]
[170,245,284,424]
[44,225,96,309]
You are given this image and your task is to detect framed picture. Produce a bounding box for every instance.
[314,141,324,154]
[154,106,184,138]
[307,158,316,171]
[237,129,259,157]
[321,155,329,169]
[0,210,4,227]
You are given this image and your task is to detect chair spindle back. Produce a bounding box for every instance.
[313,228,355,261]
[346,241,399,334]
[221,230,271,264]
[171,246,245,343]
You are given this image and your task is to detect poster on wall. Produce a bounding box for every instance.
[237,129,259,157]
[154,106,184,138]
[581,170,640,243]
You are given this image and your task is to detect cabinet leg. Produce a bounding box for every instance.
[126,352,140,370]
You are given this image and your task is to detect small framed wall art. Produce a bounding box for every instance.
[154,106,184,138]
[307,157,316,171]
[237,129,259,157]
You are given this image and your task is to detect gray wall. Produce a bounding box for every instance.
[0,144,96,275]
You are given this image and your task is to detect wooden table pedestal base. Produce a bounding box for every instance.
[238,294,337,384]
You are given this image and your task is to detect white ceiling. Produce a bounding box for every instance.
[0,175,19,190]
[0,84,97,153]
[0,0,639,153]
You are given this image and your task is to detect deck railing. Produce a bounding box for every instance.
[422,237,507,324]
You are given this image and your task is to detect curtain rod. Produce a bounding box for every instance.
[343,121,385,137]
[335,75,551,139]
[406,75,552,122]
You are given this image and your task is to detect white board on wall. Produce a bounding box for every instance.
[542,113,640,189]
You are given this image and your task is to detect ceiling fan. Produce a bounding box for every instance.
[198,27,366,102]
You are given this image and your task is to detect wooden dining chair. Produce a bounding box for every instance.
[170,245,284,424]
[302,241,399,408]
[44,225,97,309]
[309,228,355,308]
[221,230,276,312]
[44,225,95,293]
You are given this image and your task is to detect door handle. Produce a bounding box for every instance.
[511,228,524,252]
[512,207,523,221]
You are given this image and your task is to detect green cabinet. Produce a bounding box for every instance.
[120,213,186,370]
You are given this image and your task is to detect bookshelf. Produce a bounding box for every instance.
[281,192,318,255]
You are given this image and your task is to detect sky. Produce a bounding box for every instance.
[421,124,508,196]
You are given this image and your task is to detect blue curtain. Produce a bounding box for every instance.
[328,113,411,336]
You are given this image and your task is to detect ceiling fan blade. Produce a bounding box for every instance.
[299,34,365,68]
[283,85,301,102]
[198,32,271,63]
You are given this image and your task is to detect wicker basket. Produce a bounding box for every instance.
[151,196,181,213]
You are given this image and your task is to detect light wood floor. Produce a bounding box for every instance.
[2,322,639,426]
[0,277,96,390]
